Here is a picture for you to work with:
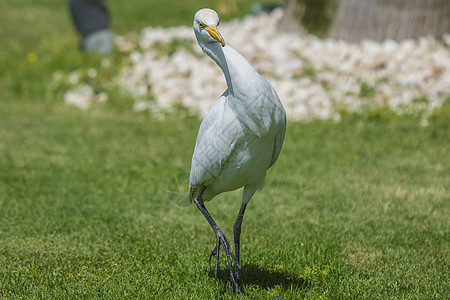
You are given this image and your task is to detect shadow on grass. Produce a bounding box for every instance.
[211,263,310,293]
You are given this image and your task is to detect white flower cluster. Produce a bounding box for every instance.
[64,84,108,110]
[78,9,450,121]
[61,65,108,110]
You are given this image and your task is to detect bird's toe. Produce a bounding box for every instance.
[209,245,218,268]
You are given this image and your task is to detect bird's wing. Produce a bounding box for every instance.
[269,120,285,168]
[189,91,243,198]
[269,90,287,168]
[232,80,286,168]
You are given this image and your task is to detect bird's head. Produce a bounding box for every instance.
[193,8,226,47]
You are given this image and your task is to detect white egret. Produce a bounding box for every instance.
[189,8,286,293]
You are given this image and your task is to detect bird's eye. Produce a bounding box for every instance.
[198,21,206,28]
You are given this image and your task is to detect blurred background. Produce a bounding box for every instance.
[1,0,449,117]
[0,1,449,298]
[282,0,450,41]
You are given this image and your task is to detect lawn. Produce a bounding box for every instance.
[0,0,449,299]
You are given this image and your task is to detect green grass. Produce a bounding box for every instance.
[1,1,449,299]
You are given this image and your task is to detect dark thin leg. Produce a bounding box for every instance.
[233,203,247,288]
[193,187,242,294]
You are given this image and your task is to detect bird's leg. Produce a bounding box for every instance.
[193,187,243,293]
[233,203,247,290]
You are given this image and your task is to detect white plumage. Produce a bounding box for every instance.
[189,8,286,293]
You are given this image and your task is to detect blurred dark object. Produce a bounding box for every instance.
[68,0,113,54]
[281,0,450,42]
[280,0,336,37]
[251,2,284,14]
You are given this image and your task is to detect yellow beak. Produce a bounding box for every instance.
[206,25,226,47]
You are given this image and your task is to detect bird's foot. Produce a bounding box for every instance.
[208,230,243,294]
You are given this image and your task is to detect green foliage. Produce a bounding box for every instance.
[359,82,377,99]
[0,0,449,299]
[303,65,319,78]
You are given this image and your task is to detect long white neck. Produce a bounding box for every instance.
[198,40,261,98]
[197,39,282,138]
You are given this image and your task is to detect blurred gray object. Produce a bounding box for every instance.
[68,0,113,54]
[280,0,450,42]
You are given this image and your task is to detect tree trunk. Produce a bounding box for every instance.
[281,0,450,42]
[279,0,337,37]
